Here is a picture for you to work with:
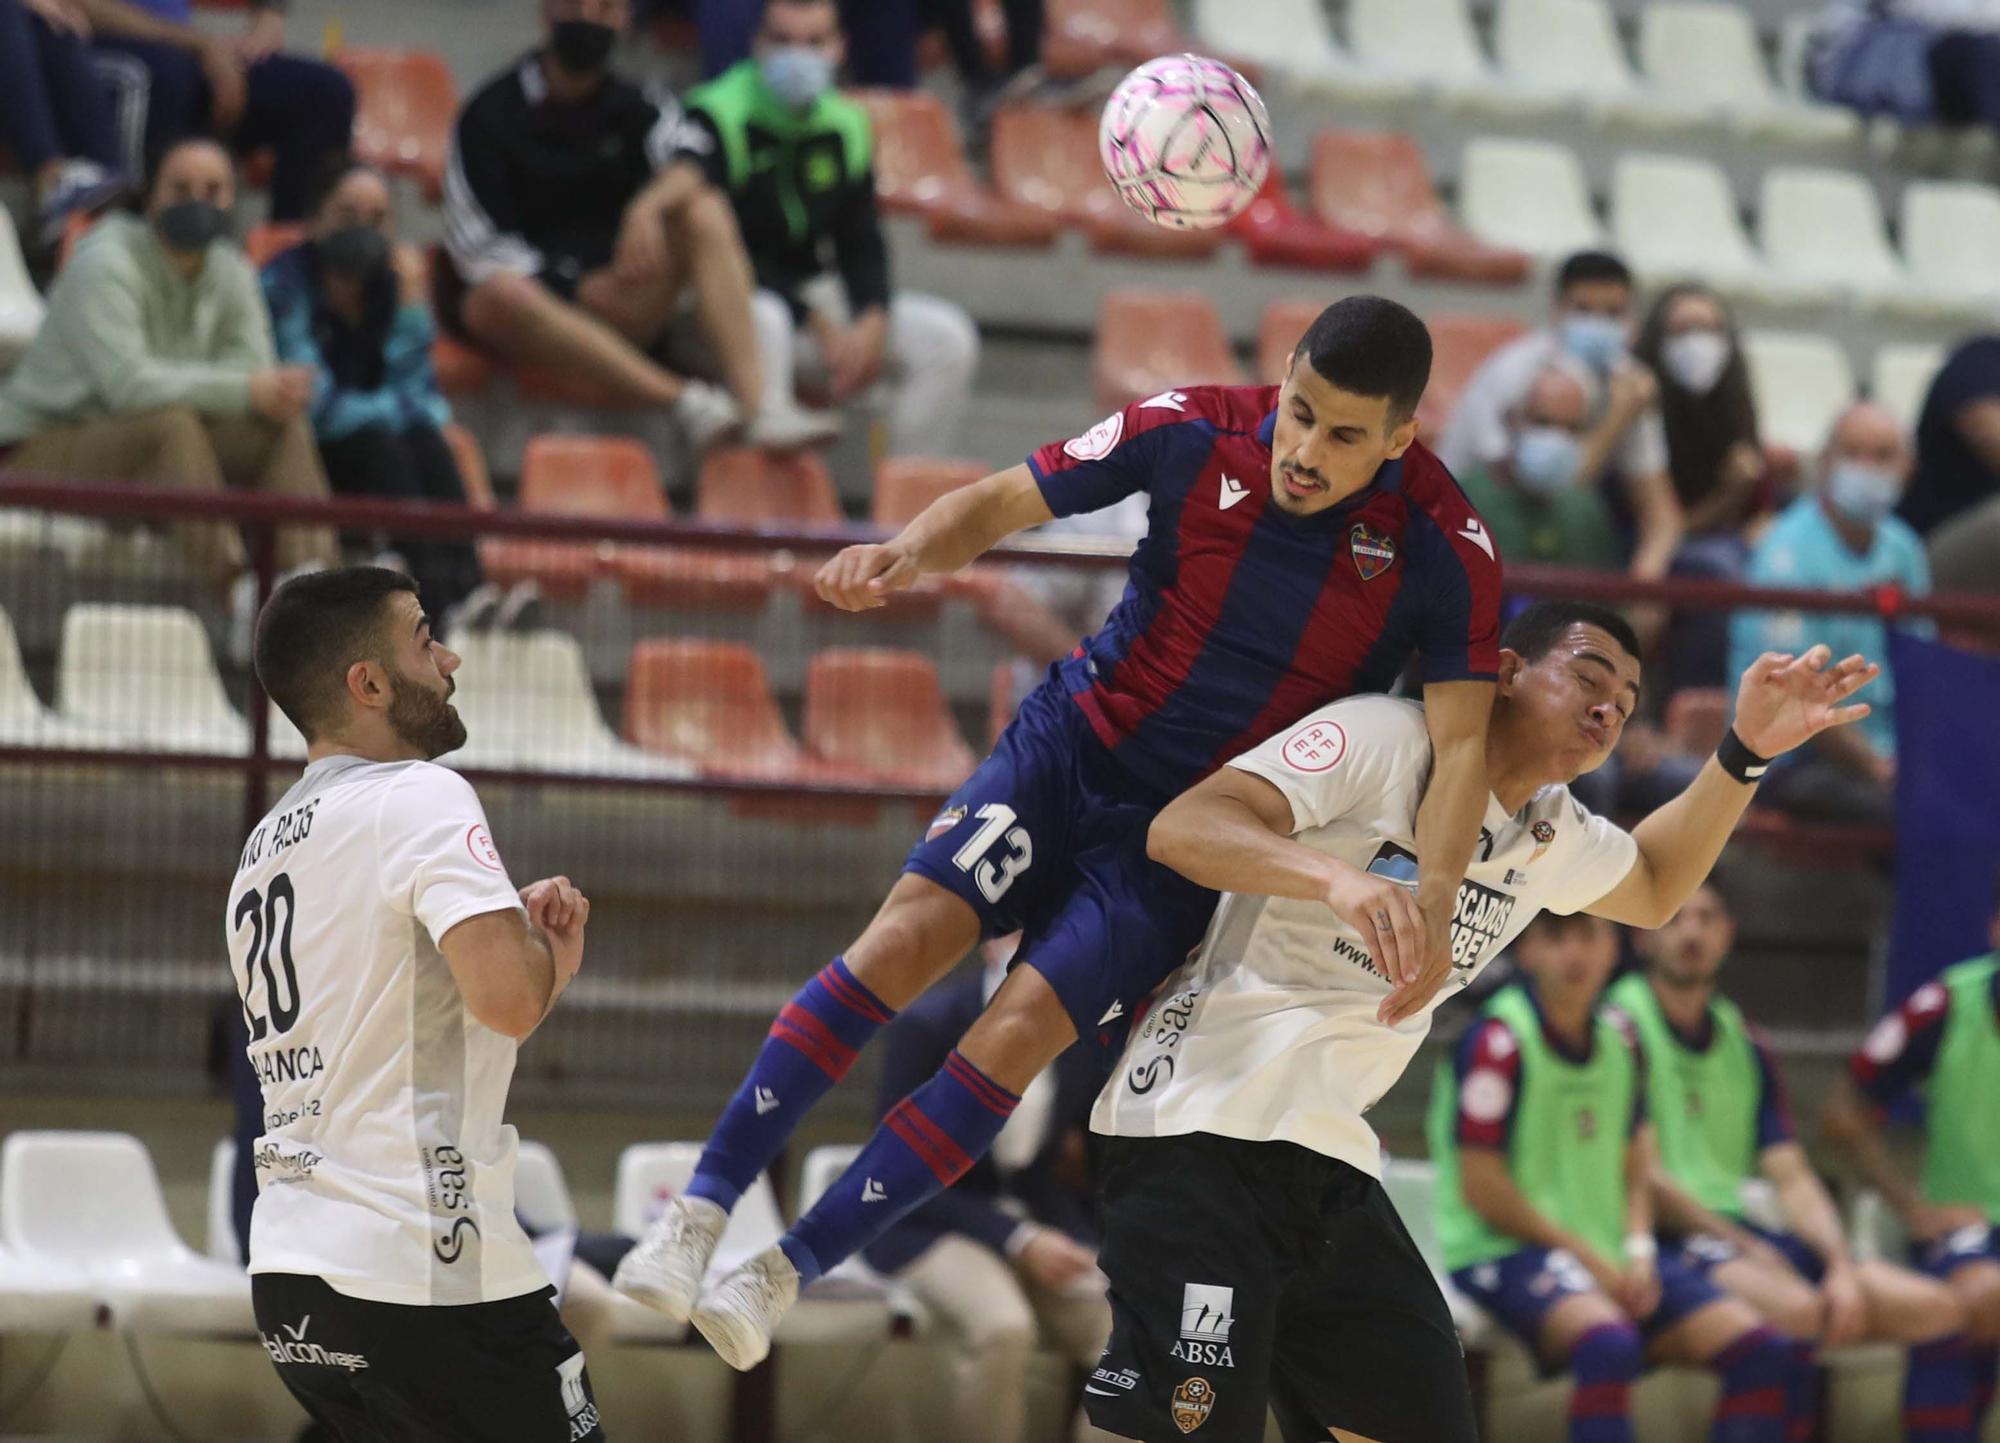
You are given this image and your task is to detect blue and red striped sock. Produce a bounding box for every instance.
[779,1049,1019,1284]
[687,957,894,1210]
[1971,1343,1998,1425]
[1904,1338,1976,1443]
[1711,1326,1792,1443]
[1784,1339,1822,1443]
[1569,1322,1642,1443]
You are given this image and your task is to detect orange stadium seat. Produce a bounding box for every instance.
[1229,174,1378,274]
[1256,299,1318,384]
[610,545,778,611]
[804,648,977,789]
[1094,291,1244,410]
[480,434,666,595]
[851,90,1061,248]
[697,447,844,528]
[243,223,305,268]
[432,334,494,398]
[1418,313,1529,438]
[624,639,806,780]
[873,457,987,529]
[990,106,1222,261]
[442,423,496,508]
[1308,130,1532,286]
[337,48,458,200]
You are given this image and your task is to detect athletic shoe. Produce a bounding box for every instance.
[690,1245,798,1371]
[35,160,125,252]
[612,1194,727,1322]
[672,381,743,453]
[745,403,843,452]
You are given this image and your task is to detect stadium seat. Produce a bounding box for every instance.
[1493,0,1703,127]
[204,1139,238,1263]
[696,446,844,528]
[1609,153,1831,304]
[447,629,681,775]
[1635,2,1860,143]
[803,648,977,789]
[243,222,305,268]
[1040,0,1186,78]
[1665,687,1731,757]
[443,422,496,508]
[1459,136,1607,260]
[1256,300,1320,385]
[0,1243,96,1333]
[1900,180,2000,305]
[1191,0,1418,103]
[0,1130,253,1332]
[514,1140,578,1234]
[1743,330,1856,455]
[874,457,988,529]
[850,89,1061,248]
[1757,167,1922,311]
[1870,342,1945,433]
[1093,291,1244,411]
[1228,174,1380,275]
[0,205,45,369]
[432,334,494,399]
[1419,313,1531,440]
[1307,129,1531,285]
[0,605,107,748]
[336,48,458,199]
[989,106,1223,261]
[610,545,779,612]
[1345,0,1561,116]
[624,639,807,780]
[796,1143,863,1214]
[482,434,668,596]
[57,604,248,754]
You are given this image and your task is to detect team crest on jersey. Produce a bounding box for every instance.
[1064,411,1125,461]
[1529,820,1557,864]
[1349,523,1397,581]
[1171,1377,1216,1433]
[925,805,966,841]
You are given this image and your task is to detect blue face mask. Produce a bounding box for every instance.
[760,45,834,109]
[1824,461,1901,528]
[1558,313,1626,373]
[1510,425,1581,498]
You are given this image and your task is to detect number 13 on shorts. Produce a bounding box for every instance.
[951,803,1034,904]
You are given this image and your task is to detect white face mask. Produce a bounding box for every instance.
[1662,330,1731,395]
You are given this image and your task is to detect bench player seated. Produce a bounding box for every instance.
[1821,879,2000,1438]
[1611,881,1978,1443]
[1076,600,1876,1443]
[1433,911,1799,1443]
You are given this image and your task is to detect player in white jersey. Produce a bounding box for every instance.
[1078,601,1877,1443]
[232,566,601,1442]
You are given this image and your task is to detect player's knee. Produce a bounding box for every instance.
[462,271,546,341]
[1959,1274,2000,1338]
[682,185,741,247]
[1757,1281,1828,1340]
[1570,1320,1644,1379]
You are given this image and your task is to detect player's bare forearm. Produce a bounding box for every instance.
[1624,1131,1655,1241]
[1148,770,1334,905]
[1764,1143,1851,1267]
[1461,1149,1593,1258]
[1821,1078,1922,1222]
[898,464,1054,575]
[1589,758,1754,928]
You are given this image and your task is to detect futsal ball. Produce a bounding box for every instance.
[1098,55,1273,230]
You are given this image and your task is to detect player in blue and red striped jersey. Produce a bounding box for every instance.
[615,295,1507,1366]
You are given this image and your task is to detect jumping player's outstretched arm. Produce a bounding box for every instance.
[1585,645,1878,929]
[816,464,1054,611]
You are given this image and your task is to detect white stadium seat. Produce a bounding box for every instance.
[1193,0,1418,102]
[1459,137,1606,258]
[0,605,117,749]
[1757,167,1935,314]
[1635,2,1860,142]
[796,1144,862,1215]
[0,205,44,372]
[1901,180,2000,306]
[206,1138,240,1263]
[446,630,687,777]
[1744,330,1858,454]
[515,1140,578,1234]
[1609,153,1837,306]
[1345,0,1560,115]
[0,1243,98,1332]
[1,1130,253,1333]
[1494,0,1705,128]
[1870,342,1946,433]
[57,604,249,753]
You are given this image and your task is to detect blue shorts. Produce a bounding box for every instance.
[903,676,1219,1042]
[1679,1224,1827,1284]
[1452,1247,1726,1361]
[1913,1222,2000,1280]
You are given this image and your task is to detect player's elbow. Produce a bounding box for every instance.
[468,987,544,1040]
[1145,803,1198,874]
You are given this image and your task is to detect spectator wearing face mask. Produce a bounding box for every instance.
[1452,358,1620,572]
[0,137,335,608]
[1633,284,1765,540]
[1903,333,2000,536]
[262,159,499,633]
[1439,251,1684,620]
[1728,401,1930,826]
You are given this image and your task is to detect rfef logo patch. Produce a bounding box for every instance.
[1064,411,1124,462]
[1280,719,1346,773]
[1349,523,1397,580]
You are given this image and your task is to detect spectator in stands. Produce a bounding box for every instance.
[1451,357,1621,573]
[1613,880,1976,1443]
[1729,401,1928,827]
[441,0,813,451]
[862,935,1117,1443]
[1439,251,1684,631]
[76,0,354,223]
[262,159,497,633]
[1808,0,2000,136]
[0,138,335,608]
[0,0,129,249]
[1928,493,2000,649]
[1633,285,1765,541]
[1904,334,2000,536]
[675,0,981,456]
[1822,880,2000,1433]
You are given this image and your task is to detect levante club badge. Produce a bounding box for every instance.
[1349,524,1396,581]
[1171,1377,1216,1434]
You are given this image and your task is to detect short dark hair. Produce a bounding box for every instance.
[1502,600,1642,667]
[1518,909,1614,945]
[1555,250,1633,298]
[1295,296,1432,426]
[255,567,419,741]
[305,153,384,218]
[142,135,232,205]
[1692,870,1736,917]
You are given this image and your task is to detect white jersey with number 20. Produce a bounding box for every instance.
[226,754,547,1306]
[1093,695,1638,1179]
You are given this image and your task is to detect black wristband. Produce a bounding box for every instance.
[1715,726,1772,785]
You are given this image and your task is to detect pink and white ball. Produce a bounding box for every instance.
[1098,55,1273,231]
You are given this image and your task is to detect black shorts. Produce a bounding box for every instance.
[1087,1134,1478,1443]
[432,244,609,340]
[251,1273,606,1443]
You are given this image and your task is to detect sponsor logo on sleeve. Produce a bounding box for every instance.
[1140,390,1188,412]
[1170,1377,1217,1433]
[466,824,503,872]
[1528,819,1557,864]
[1280,720,1347,773]
[1064,412,1125,462]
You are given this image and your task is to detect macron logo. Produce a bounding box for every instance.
[861,1178,888,1203]
[1140,390,1187,412]
[1218,475,1249,511]
[1098,1000,1126,1026]
[754,1087,780,1115]
[1457,518,1495,560]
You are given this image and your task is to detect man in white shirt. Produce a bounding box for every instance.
[233,565,599,1442]
[1080,601,1876,1443]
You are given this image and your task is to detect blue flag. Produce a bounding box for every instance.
[1888,631,2000,1003]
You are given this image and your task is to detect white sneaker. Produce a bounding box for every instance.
[612,1194,728,1322]
[690,1245,799,1371]
[745,403,843,452]
[672,380,744,452]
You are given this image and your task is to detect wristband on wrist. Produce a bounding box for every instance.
[1623,1232,1658,1262]
[1715,726,1772,784]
